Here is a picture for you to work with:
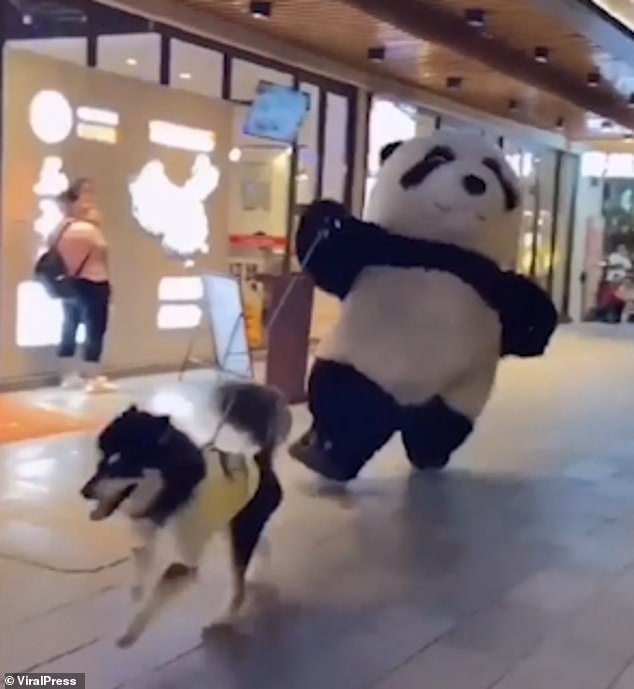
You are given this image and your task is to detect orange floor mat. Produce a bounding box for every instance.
[0,398,96,444]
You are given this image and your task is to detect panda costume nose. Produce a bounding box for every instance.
[462,174,487,196]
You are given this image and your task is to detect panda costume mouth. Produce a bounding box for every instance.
[434,201,487,223]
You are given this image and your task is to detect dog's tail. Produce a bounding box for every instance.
[213,380,292,471]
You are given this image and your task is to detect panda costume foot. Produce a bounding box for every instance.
[289,428,358,482]
[401,397,473,472]
[409,455,451,471]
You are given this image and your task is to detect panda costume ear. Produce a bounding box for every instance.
[379,141,403,165]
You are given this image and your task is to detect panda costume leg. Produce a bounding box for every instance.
[290,358,400,482]
[401,398,472,470]
[401,365,496,470]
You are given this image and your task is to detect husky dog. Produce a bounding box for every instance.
[80,380,291,648]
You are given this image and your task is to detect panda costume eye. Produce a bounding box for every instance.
[482,157,519,211]
[400,146,456,190]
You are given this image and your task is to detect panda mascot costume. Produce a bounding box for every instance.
[288,131,557,482]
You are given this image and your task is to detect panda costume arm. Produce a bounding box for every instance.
[496,272,558,357]
[296,199,385,299]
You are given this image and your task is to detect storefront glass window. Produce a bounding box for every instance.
[96,33,161,83]
[533,151,557,288]
[364,97,417,212]
[168,39,223,98]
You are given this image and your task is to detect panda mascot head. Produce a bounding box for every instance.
[365,131,522,269]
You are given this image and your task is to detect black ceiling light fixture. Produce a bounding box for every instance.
[446,76,463,90]
[587,71,601,87]
[465,8,485,27]
[533,46,549,64]
[249,1,272,19]
[367,46,386,62]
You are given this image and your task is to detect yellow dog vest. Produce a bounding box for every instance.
[172,448,261,557]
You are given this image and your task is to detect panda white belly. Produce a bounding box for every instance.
[318,266,501,407]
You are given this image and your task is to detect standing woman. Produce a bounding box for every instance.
[56,178,116,392]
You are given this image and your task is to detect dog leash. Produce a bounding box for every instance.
[207,221,334,447]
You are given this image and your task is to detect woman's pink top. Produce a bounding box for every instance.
[56,220,109,283]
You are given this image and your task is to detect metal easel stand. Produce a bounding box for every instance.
[178,310,246,381]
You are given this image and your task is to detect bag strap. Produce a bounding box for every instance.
[51,218,74,249]
[55,218,94,278]
[72,248,93,278]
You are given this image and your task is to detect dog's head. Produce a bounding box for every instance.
[81,405,203,522]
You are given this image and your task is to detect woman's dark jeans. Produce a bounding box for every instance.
[58,279,111,363]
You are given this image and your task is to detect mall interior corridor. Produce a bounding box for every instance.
[0,326,633,688]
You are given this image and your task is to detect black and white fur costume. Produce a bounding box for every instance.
[289,132,557,482]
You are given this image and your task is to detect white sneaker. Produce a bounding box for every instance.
[84,376,117,394]
[60,373,83,390]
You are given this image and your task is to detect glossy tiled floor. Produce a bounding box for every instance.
[2,326,634,688]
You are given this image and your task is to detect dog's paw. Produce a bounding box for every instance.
[116,630,138,649]
[203,613,237,635]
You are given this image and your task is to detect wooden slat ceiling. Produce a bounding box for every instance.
[178,0,634,139]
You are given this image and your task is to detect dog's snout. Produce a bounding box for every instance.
[81,479,96,499]
[462,174,486,196]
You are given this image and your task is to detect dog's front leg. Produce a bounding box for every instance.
[130,521,157,601]
[117,562,195,649]
[130,545,152,601]
[205,527,246,630]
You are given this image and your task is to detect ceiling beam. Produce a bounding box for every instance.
[531,0,634,70]
[91,0,574,149]
[345,0,634,131]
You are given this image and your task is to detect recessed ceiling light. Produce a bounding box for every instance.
[22,14,33,25]
[228,147,242,162]
[126,57,138,66]
[465,9,485,27]
[587,72,600,87]
[367,46,386,62]
[179,72,192,80]
[249,1,271,18]
[446,76,463,90]
[534,47,549,64]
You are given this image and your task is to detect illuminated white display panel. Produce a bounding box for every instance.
[156,276,204,331]
[8,47,229,367]
[158,276,204,302]
[129,153,219,257]
[16,282,85,348]
[201,274,252,379]
[29,90,73,144]
[148,121,216,153]
[157,304,202,330]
